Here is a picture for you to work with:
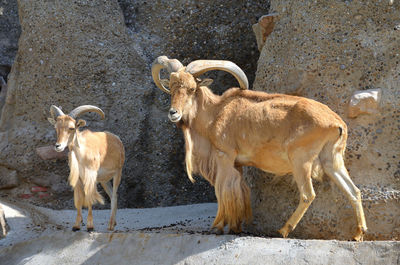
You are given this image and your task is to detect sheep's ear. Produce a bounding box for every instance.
[160,79,170,88]
[198,78,213,87]
[76,119,86,128]
[48,117,56,125]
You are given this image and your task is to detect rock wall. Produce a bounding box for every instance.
[246,0,400,240]
[0,0,269,209]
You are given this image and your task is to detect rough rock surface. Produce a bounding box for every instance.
[0,0,269,209]
[0,167,18,190]
[246,0,400,240]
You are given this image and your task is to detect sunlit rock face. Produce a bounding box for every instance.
[247,0,400,240]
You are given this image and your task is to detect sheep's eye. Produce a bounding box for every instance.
[69,127,75,131]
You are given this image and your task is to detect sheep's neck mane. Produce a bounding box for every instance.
[181,85,221,185]
[68,130,83,150]
[188,85,220,135]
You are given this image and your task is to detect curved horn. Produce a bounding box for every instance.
[185,60,249,90]
[151,56,184,94]
[50,105,65,118]
[69,105,105,120]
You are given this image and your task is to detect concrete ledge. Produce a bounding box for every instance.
[1,230,399,265]
[0,200,399,265]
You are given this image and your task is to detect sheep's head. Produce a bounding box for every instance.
[167,71,198,123]
[48,105,104,152]
[151,56,248,123]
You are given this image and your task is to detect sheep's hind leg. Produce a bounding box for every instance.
[101,181,113,202]
[322,162,367,241]
[319,139,367,241]
[87,204,94,232]
[108,171,121,231]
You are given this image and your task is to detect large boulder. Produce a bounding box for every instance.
[0,0,269,209]
[246,0,400,240]
[0,0,208,208]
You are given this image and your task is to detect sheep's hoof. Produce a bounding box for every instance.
[352,226,366,242]
[211,227,224,235]
[108,220,116,231]
[87,227,94,233]
[72,227,80,232]
[278,224,292,238]
[228,229,242,235]
[228,225,242,235]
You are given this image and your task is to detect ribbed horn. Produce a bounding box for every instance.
[50,105,65,118]
[151,56,184,94]
[69,105,105,120]
[185,60,249,90]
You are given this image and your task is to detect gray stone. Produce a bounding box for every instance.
[36,146,68,161]
[0,166,18,189]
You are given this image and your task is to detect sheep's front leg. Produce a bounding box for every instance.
[72,186,84,231]
[212,154,252,234]
[0,205,8,237]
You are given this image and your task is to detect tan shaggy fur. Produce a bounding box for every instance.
[166,71,367,241]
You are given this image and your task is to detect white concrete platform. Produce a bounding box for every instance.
[0,200,399,265]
